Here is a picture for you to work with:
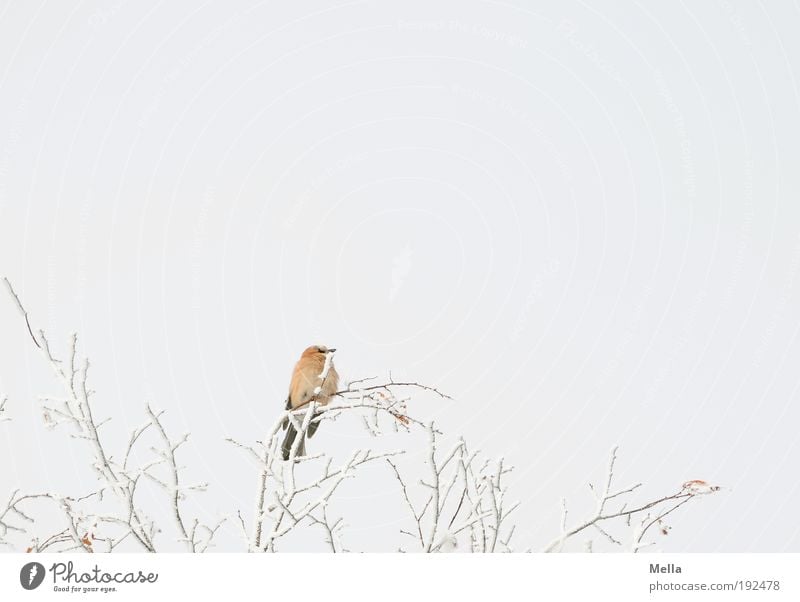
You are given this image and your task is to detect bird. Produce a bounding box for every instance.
[281,345,339,460]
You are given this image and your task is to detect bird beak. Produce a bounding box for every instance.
[328,348,337,353]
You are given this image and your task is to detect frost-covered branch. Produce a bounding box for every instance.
[144,403,220,552]
[307,504,345,553]
[335,374,453,401]
[17,323,156,550]
[229,378,444,552]
[0,490,51,546]
[3,277,716,553]
[2,278,216,552]
[0,489,102,552]
[233,403,405,552]
[387,424,518,553]
[543,447,719,552]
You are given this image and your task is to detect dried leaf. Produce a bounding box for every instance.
[391,412,410,425]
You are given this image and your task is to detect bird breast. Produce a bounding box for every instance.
[289,359,339,408]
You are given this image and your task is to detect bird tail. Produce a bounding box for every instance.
[307,411,321,438]
[281,424,306,461]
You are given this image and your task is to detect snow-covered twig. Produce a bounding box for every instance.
[336,374,453,401]
[387,424,518,553]
[11,318,156,551]
[307,504,345,553]
[0,489,101,552]
[632,494,695,552]
[235,382,435,552]
[3,278,716,553]
[543,447,717,552]
[144,404,219,552]
[2,278,214,552]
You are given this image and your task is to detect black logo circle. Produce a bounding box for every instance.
[20,562,45,590]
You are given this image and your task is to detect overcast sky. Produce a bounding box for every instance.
[1,0,800,552]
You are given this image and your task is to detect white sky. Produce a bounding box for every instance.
[1,0,800,552]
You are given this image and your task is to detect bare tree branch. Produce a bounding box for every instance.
[2,277,41,348]
[2,278,716,553]
[543,447,717,552]
[2,278,216,552]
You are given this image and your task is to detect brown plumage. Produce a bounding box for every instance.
[281,345,339,460]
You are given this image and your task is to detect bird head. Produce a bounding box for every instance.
[302,345,337,357]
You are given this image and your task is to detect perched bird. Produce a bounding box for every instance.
[281,345,339,460]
